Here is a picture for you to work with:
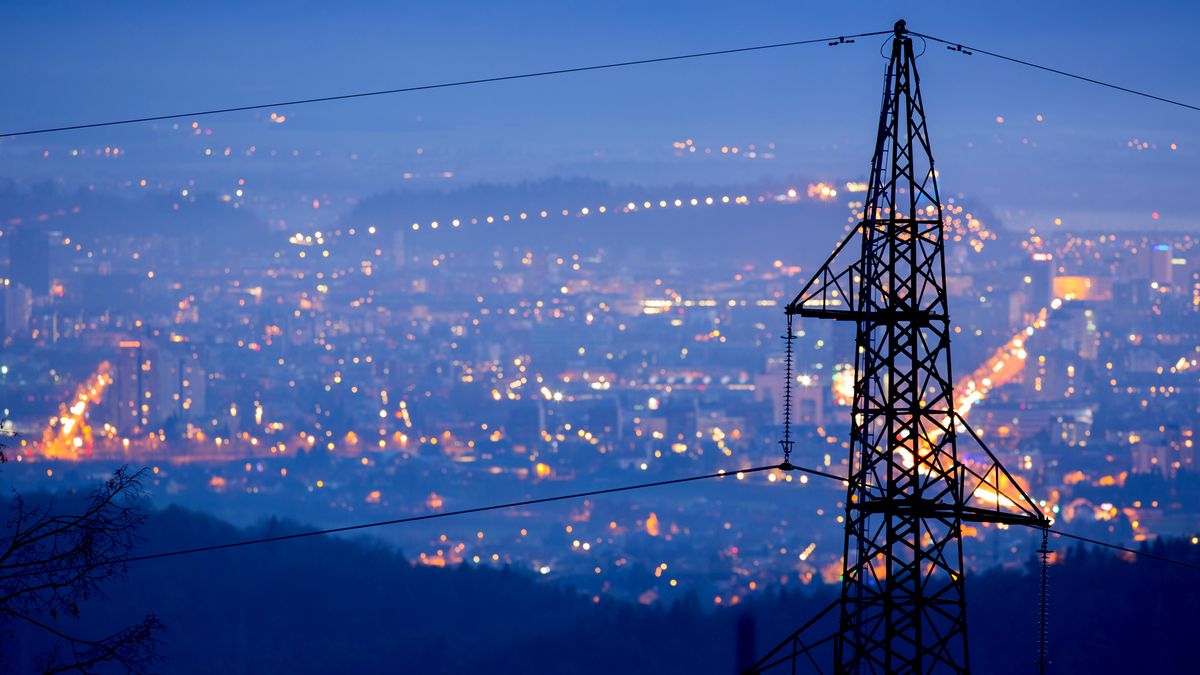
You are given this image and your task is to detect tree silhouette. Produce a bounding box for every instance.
[0,465,162,673]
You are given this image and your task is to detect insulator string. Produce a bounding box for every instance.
[1036,526,1052,674]
[779,313,796,464]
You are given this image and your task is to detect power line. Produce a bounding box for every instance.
[3,457,1197,578]
[1048,528,1200,572]
[796,467,1200,573]
[0,462,844,580]
[0,30,891,139]
[4,27,1195,141]
[912,30,1200,113]
[77,463,817,568]
[1,25,1196,141]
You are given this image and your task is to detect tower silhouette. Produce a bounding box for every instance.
[749,21,1047,674]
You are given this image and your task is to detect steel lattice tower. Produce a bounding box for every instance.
[749,21,1047,675]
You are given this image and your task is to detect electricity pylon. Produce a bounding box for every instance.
[749,21,1047,674]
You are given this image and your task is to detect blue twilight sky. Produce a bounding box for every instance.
[1,0,1197,229]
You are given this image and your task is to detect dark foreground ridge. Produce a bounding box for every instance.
[3,506,1197,674]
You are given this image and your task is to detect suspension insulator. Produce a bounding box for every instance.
[779,313,796,464]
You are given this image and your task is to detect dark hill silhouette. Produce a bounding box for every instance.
[4,505,1196,673]
[0,180,273,255]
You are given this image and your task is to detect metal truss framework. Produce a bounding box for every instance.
[749,21,1047,675]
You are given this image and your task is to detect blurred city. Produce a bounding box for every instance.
[2,4,1199,671]
[2,133,1196,607]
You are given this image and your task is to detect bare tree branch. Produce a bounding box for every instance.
[0,466,161,673]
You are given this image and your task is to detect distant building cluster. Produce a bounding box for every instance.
[2,183,1198,602]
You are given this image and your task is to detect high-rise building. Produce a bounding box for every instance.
[1027,252,1055,306]
[111,340,148,434]
[0,285,32,338]
[7,226,51,297]
[110,339,182,435]
[154,343,208,422]
[1149,243,1173,285]
[1129,243,1174,286]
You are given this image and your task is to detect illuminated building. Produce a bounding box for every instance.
[158,344,208,421]
[1130,427,1196,480]
[1052,276,1113,302]
[109,339,199,434]
[1146,243,1173,286]
[1027,252,1055,308]
[112,340,152,434]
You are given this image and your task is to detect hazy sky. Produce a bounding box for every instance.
[1,1,1197,229]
